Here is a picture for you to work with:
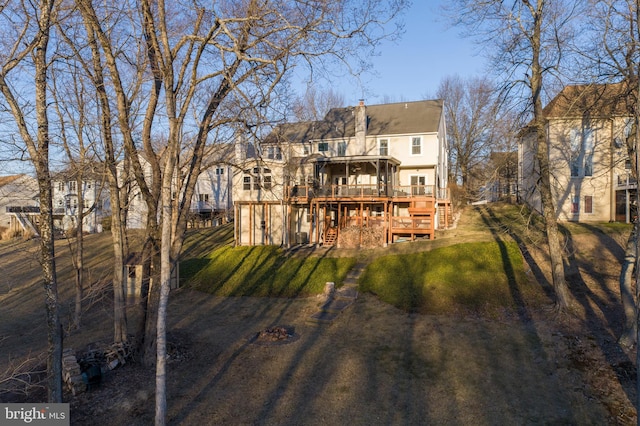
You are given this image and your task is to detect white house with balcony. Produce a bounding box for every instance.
[519,82,636,223]
[121,146,234,230]
[51,169,108,233]
[233,99,451,247]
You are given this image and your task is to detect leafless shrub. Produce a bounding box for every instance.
[0,353,47,400]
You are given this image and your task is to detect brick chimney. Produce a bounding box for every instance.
[355,99,366,152]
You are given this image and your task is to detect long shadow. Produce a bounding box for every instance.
[167,246,357,423]
[480,205,555,301]
[478,205,553,318]
[562,226,635,403]
[484,205,634,405]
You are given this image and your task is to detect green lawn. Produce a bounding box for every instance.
[359,240,549,316]
[181,206,560,315]
[184,245,356,297]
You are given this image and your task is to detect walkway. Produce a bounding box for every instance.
[308,260,367,324]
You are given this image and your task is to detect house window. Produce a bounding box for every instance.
[584,195,593,214]
[571,196,579,214]
[267,146,282,160]
[303,144,310,155]
[263,175,272,189]
[379,139,388,156]
[216,167,224,175]
[68,181,77,191]
[411,137,422,155]
[338,141,347,156]
[243,175,251,191]
[199,194,209,202]
[570,127,594,177]
[318,142,329,152]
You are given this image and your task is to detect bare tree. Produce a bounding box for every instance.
[449,0,578,312]
[50,63,107,330]
[0,0,63,401]
[579,0,640,348]
[57,0,407,423]
[55,4,132,344]
[436,75,499,201]
[291,85,346,121]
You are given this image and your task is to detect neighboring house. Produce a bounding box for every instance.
[51,169,108,234]
[233,99,451,247]
[122,146,234,229]
[0,174,39,236]
[519,82,635,222]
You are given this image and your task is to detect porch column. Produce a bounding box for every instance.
[249,202,253,246]
[234,203,239,246]
[287,204,292,248]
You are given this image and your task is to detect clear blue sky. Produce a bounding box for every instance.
[307,1,488,105]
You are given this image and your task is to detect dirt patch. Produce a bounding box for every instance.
[0,208,637,424]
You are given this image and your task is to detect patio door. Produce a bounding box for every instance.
[334,176,347,196]
[411,175,426,195]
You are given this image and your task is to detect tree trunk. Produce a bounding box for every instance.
[530,0,571,312]
[619,222,637,347]
[38,176,63,403]
[155,154,177,425]
[73,175,84,329]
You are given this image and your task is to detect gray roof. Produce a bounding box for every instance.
[264,100,444,144]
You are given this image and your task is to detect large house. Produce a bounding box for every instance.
[518,82,635,222]
[52,169,109,233]
[233,99,451,247]
[122,146,234,229]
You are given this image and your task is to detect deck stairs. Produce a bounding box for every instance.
[323,227,338,247]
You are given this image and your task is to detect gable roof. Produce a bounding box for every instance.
[263,121,320,145]
[0,175,23,188]
[543,82,635,119]
[316,99,444,139]
[264,99,444,144]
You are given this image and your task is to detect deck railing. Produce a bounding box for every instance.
[617,174,638,188]
[286,184,449,200]
[390,216,433,231]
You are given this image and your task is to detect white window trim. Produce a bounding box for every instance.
[410,136,422,156]
[378,138,389,156]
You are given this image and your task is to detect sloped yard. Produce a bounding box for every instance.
[0,205,637,424]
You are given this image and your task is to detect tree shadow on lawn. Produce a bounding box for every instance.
[562,224,635,403]
[163,290,611,424]
[481,205,635,409]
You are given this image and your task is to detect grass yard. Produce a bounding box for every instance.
[359,240,549,316]
[185,245,356,297]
